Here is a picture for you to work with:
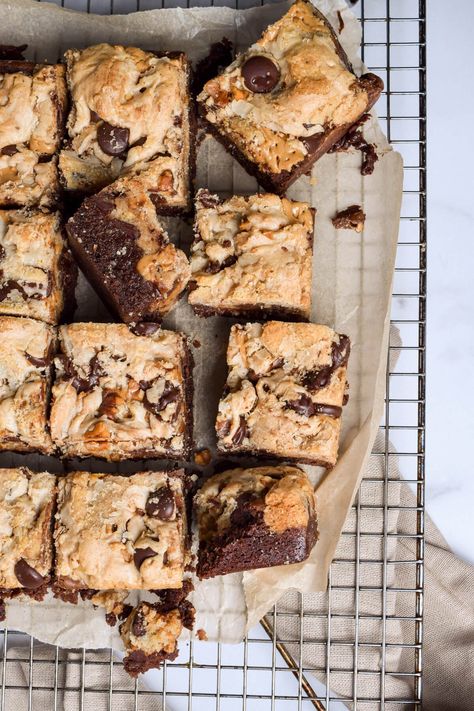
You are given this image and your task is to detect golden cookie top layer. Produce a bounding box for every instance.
[54,470,187,590]
[199,0,369,174]
[195,465,316,540]
[0,210,68,324]
[0,64,66,155]
[216,321,349,466]
[60,44,191,200]
[120,603,183,655]
[189,190,313,317]
[49,323,190,460]
[0,467,56,589]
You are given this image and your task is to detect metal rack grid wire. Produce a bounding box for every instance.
[0,0,426,709]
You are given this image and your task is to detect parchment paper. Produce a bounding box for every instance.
[0,0,403,648]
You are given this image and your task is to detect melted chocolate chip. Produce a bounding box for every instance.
[14,559,45,589]
[332,335,351,368]
[1,144,18,156]
[146,487,175,520]
[286,395,342,418]
[25,352,49,368]
[143,381,180,415]
[133,547,157,571]
[132,610,147,637]
[302,336,350,392]
[303,366,332,391]
[97,122,130,156]
[131,322,160,337]
[71,352,104,394]
[242,55,280,94]
[232,416,249,446]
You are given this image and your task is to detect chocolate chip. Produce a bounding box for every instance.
[132,610,147,637]
[241,55,280,93]
[286,395,341,418]
[133,547,157,571]
[25,353,49,368]
[315,403,342,417]
[14,559,45,589]
[303,366,332,392]
[232,416,249,445]
[131,322,160,337]
[332,335,351,368]
[146,487,175,520]
[1,144,18,156]
[97,122,130,156]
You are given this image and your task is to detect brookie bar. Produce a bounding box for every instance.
[59,44,194,213]
[49,322,193,461]
[216,321,350,466]
[54,470,188,593]
[198,0,383,194]
[0,210,77,324]
[0,52,67,208]
[0,316,55,454]
[195,465,318,578]
[188,189,314,320]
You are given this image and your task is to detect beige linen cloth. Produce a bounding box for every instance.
[3,444,473,710]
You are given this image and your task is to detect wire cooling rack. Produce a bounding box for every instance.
[0,0,426,708]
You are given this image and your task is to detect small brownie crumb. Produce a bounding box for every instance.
[329,114,378,175]
[196,628,208,641]
[195,465,318,578]
[332,205,366,233]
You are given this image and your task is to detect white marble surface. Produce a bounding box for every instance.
[426,0,474,565]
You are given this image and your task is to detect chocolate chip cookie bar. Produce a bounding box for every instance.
[66,175,190,324]
[0,210,76,324]
[0,52,67,208]
[188,190,314,319]
[59,45,194,213]
[216,321,350,466]
[0,467,56,600]
[195,465,317,578]
[120,583,194,675]
[49,322,193,461]
[0,316,55,454]
[54,470,188,593]
[198,0,383,194]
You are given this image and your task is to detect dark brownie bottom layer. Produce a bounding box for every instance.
[190,302,309,322]
[215,446,337,469]
[197,504,318,579]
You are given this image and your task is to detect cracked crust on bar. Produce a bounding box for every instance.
[198,0,383,194]
[195,465,317,578]
[50,322,193,461]
[188,189,314,319]
[216,321,349,466]
[59,45,194,212]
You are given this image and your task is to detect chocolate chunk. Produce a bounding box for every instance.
[332,335,350,368]
[25,352,49,368]
[14,559,45,589]
[0,44,27,60]
[232,416,249,445]
[1,144,18,156]
[133,547,157,571]
[303,366,332,391]
[328,115,378,176]
[97,122,130,156]
[242,55,280,94]
[131,322,160,337]
[332,205,365,233]
[71,352,105,393]
[132,610,147,637]
[146,487,175,520]
[286,394,316,417]
[143,381,180,415]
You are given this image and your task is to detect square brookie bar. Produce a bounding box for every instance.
[66,173,190,324]
[49,322,193,461]
[0,467,56,602]
[0,316,55,454]
[0,210,76,324]
[216,321,350,467]
[195,465,317,578]
[188,189,314,320]
[0,50,67,208]
[198,0,383,194]
[54,470,188,592]
[59,44,194,213]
